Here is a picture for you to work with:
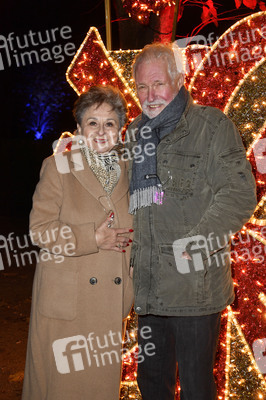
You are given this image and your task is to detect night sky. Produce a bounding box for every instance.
[0,0,261,229]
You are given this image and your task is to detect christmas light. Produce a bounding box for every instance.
[249,197,266,226]
[53,131,73,154]
[259,292,266,307]
[66,27,141,119]
[224,307,266,399]
[122,0,175,24]
[188,11,266,111]
[246,229,266,245]
[224,57,266,150]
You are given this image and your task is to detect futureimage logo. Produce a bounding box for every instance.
[173,235,211,274]
[0,226,76,269]
[53,130,157,174]
[175,25,266,73]
[0,26,76,70]
[173,229,266,274]
[253,138,266,174]
[52,327,156,374]
[53,335,92,374]
[253,338,266,374]
[0,232,39,270]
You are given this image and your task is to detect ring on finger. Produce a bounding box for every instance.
[117,243,121,248]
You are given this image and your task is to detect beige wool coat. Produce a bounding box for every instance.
[22,149,134,400]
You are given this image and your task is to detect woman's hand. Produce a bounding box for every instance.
[95,212,133,253]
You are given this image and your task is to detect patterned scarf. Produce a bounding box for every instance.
[129,86,188,214]
[81,146,121,195]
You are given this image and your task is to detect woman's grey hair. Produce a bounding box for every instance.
[132,42,184,88]
[73,85,128,129]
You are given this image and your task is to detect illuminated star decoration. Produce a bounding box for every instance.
[62,11,266,399]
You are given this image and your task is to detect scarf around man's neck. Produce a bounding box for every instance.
[129,85,188,214]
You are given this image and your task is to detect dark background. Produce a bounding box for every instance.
[0,0,261,232]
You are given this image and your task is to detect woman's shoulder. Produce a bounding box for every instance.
[40,150,73,176]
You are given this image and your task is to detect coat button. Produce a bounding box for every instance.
[114,277,122,285]
[89,277,97,285]
[135,306,142,313]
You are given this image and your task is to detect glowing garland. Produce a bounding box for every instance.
[247,121,266,157]
[249,196,266,226]
[259,292,266,307]
[53,131,74,154]
[225,307,266,399]
[223,56,266,227]
[225,57,266,149]
[66,26,141,120]
[188,11,266,111]
[247,227,266,244]
[224,57,265,115]
[122,0,176,24]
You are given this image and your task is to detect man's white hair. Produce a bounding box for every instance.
[132,42,185,88]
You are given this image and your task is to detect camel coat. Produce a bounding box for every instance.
[22,149,134,400]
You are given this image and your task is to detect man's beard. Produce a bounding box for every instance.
[142,99,168,119]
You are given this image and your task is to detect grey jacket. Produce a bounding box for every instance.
[127,95,257,316]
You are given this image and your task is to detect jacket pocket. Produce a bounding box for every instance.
[38,267,78,320]
[219,147,252,188]
[158,152,203,200]
[156,245,208,307]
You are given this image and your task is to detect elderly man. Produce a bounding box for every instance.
[126,43,257,400]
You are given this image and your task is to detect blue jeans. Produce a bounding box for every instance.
[137,313,221,400]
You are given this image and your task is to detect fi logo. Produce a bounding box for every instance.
[0,35,12,71]
[252,338,266,374]
[52,335,91,374]
[172,235,210,274]
[52,135,86,174]
[253,138,266,174]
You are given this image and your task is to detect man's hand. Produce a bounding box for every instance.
[182,251,192,260]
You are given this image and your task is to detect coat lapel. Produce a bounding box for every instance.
[69,149,106,201]
[69,149,129,204]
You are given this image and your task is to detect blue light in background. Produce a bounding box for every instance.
[18,66,73,140]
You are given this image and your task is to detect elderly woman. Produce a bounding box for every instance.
[22,85,134,400]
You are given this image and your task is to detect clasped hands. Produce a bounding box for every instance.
[95,211,133,253]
